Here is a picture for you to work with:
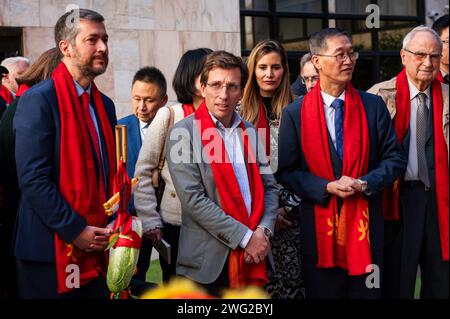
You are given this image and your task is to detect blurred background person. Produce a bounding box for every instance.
[300,53,319,93]
[134,48,212,283]
[432,15,449,84]
[0,47,60,299]
[240,39,303,299]
[0,57,30,104]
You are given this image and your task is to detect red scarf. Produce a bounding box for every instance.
[301,81,372,275]
[0,85,14,104]
[194,101,267,288]
[182,103,196,117]
[15,84,30,98]
[436,71,444,83]
[255,98,271,158]
[384,68,448,261]
[52,62,116,293]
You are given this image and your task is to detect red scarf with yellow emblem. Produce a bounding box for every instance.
[301,81,372,275]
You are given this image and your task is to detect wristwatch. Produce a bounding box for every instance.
[258,226,273,238]
[357,179,368,192]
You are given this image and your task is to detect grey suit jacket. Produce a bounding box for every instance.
[166,113,279,284]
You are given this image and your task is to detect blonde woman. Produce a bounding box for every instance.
[240,39,303,299]
[134,48,212,283]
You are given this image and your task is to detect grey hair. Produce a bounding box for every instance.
[309,28,351,55]
[54,8,104,46]
[402,25,443,52]
[300,53,312,69]
[1,56,30,72]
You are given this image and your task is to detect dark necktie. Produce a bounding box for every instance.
[331,98,344,161]
[80,92,106,197]
[416,93,430,187]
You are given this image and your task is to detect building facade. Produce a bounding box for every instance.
[0,0,448,118]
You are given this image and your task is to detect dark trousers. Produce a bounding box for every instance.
[398,182,449,299]
[302,254,382,299]
[382,220,403,298]
[159,222,180,283]
[135,236,152,282]
[16,259,109,299]
[198,259,230,298]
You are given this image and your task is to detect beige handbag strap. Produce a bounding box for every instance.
[152,106,174,187]
[159,106,174,170]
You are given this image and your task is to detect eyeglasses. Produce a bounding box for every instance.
[206,82,241,94]
[315,52,359,63]
[441,39,449,46]
[301,76,319,84]
[404,48,441,62]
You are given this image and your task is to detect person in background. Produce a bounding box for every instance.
[300,53,319,93]
[1,56,30,104]
[240,39,303,299]
[0,47,60,299]
[432,15,449,84]
[134,48,212,283]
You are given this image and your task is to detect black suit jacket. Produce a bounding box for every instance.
[276,91,407,265]
[13,79,116,262]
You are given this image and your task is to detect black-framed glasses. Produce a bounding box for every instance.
[315,52,359,63]
[404,48,441,62]
[206,82,241,94]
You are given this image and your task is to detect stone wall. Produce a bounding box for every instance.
[0,0,241,119]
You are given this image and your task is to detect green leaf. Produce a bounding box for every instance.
[105,233,119,251]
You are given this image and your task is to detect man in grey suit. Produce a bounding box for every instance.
[166,51,279,296]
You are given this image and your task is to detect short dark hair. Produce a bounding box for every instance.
[172,48,212,104]
[432,14,449,37]
[200,51,248,88]
[309,28,351,55]
[55,8,104,46]
[132,66,167,97]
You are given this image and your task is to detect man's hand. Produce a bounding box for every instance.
[326,179,355,199]
[337,176,362,192]
[275,207,294,232]
[243,228,270,264]
[144,228,163,246]
[72,226,113,252]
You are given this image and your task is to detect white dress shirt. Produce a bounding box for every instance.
[139,119,150,141]
[209,111,254,248]
[321,90,346,150]
[404,79,431,181]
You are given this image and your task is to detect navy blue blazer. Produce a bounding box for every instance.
[276,91,407,264]
[13,78,117,263]
[117,114,142,179]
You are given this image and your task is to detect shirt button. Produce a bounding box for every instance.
[170,192,176,198]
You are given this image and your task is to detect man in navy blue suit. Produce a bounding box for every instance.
[276,28,406,299]
[118,67,167,179]
[117,67,167,285]
[13,9,116,299]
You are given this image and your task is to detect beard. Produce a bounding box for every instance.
[73,48,108,79]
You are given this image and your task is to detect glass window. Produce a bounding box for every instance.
[379,56,403,81]
[335,20,372,51]
[378,0,417,16]
[378,21,417,51]
[351,57,374,91]
[276,0,322,13]
[330,0,371,14]
[278,18,322,51]
[241,16,271,50]
[240,0,269,11]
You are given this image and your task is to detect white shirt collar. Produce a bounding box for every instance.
[407,78,431,104]
[139,119,150,130]
[321,90,346,108]
[209,110,242,131]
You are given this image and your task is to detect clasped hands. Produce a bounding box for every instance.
[244,227,270,264]
[326,175,364,199]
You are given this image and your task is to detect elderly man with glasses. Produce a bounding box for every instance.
[277,28,406,299]
[369,25,449,299]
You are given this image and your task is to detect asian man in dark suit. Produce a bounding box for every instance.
[276,28,407,299]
